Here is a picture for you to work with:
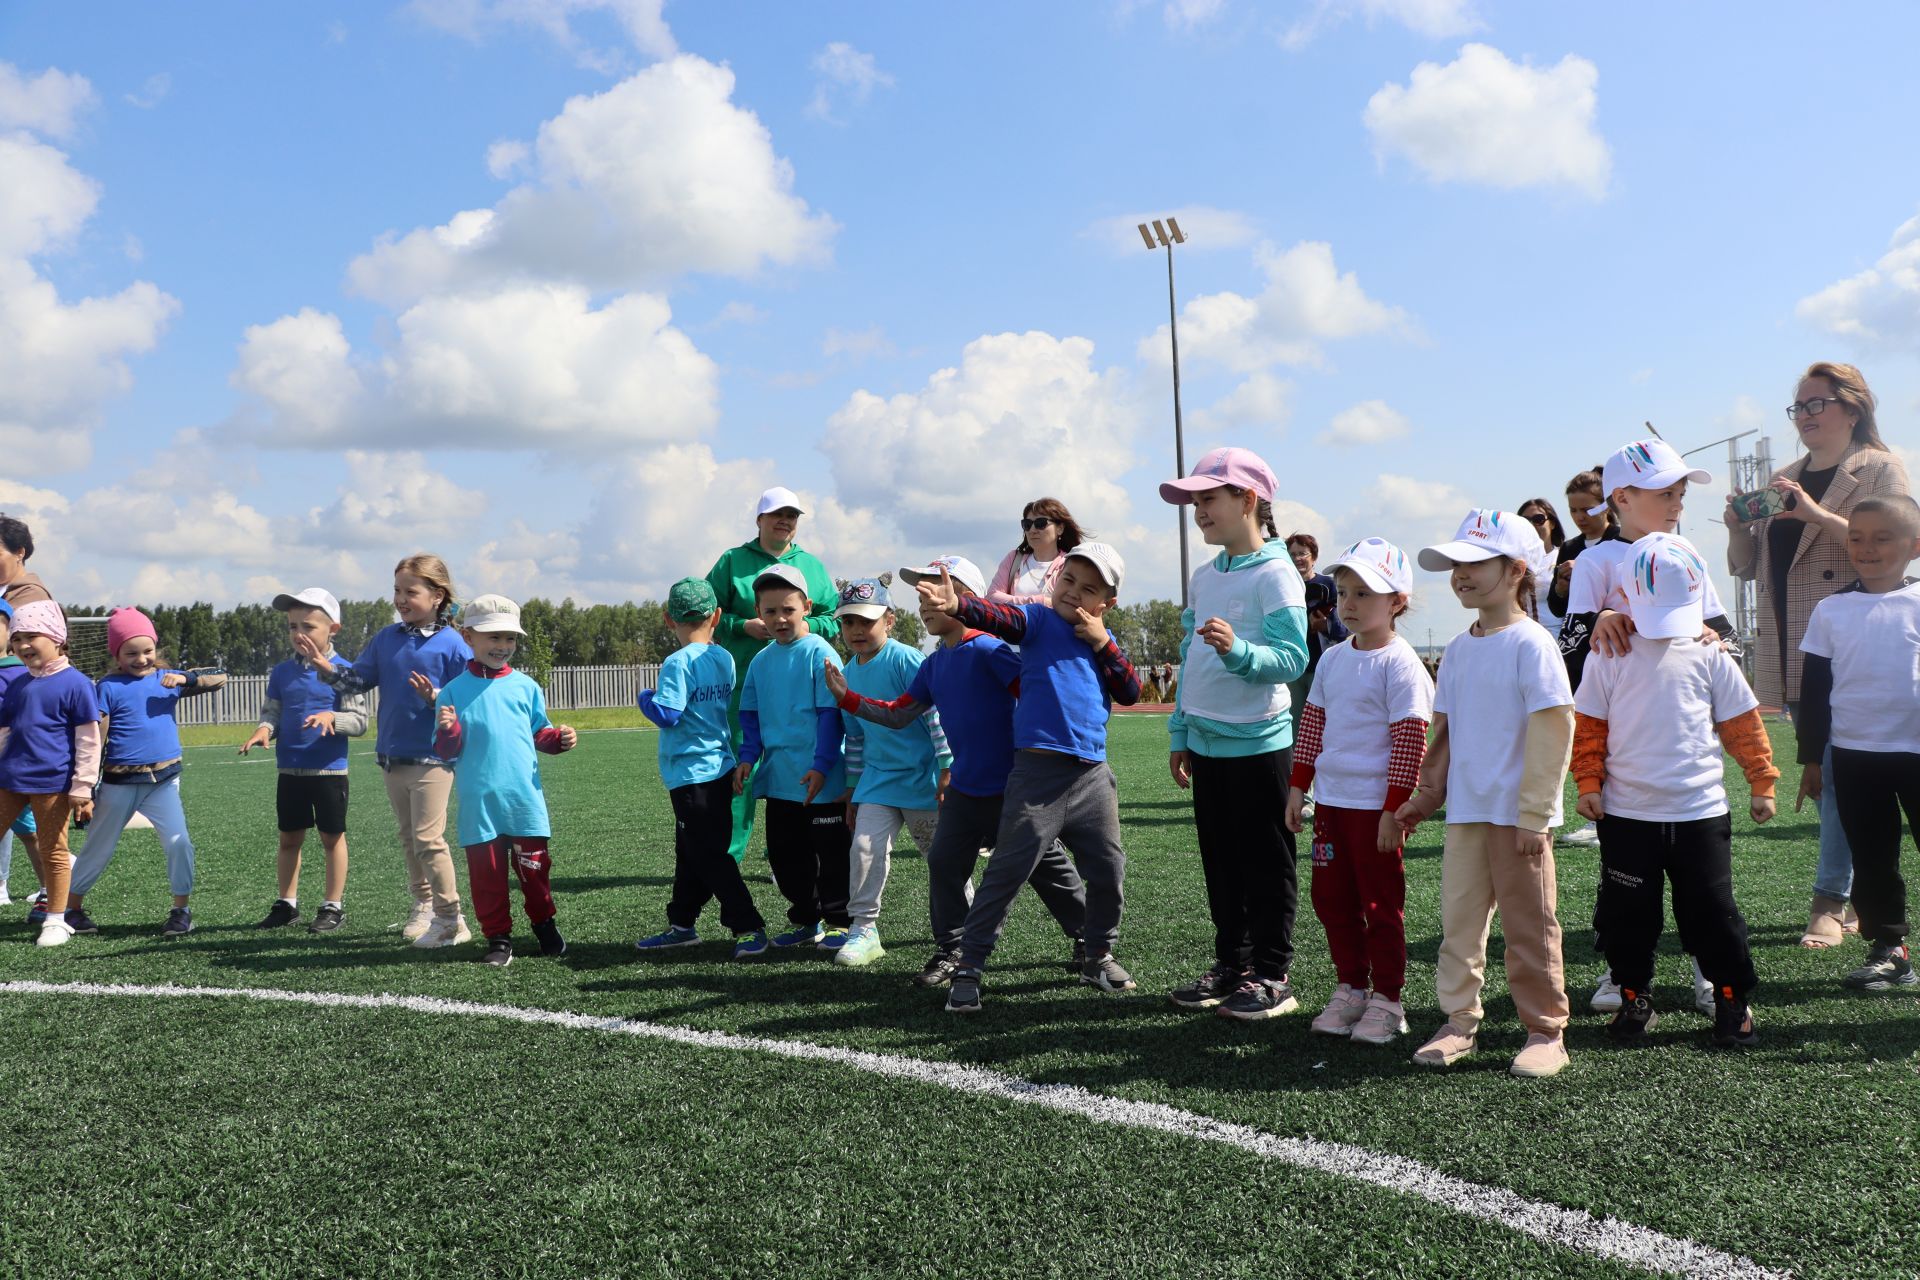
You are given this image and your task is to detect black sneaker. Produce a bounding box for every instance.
[1080,952,1138,993]
[1843,944,1918,991]
[1216,975,1299,1020]
[256,899,300,929]
[483,936,514,968]
[63,908,99,935]
[307,904,344,934]
[916,951,960,988]
[1065,937,1087,974]
[1607,990,1658,1047]
[532,918,567,958]
[946,966,983,1013]
[161,907,194,938]
[1169,962,1248,1011]
[1711,987,1758,1049]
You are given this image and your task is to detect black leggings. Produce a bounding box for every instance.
[1831,748,1920,947]
[1189,747,1297,979]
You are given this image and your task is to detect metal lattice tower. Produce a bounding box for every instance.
[1727,434,1774,653]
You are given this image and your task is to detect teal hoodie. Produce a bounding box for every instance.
[1168,541,1310,757]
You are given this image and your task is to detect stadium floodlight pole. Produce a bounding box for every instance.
[1139,217,1191,606]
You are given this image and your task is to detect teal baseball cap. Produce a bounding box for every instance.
[667,577,719,619]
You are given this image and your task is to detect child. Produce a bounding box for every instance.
[1798,495,1920,991]
[307,554,473,947]
[734,565,852,950]
[633,578,770,960]
[917,542,1141,1010]
[826,555,1088,988]
[0,600,39,908]
[1572,533,1778,1048]
[1395,510,1575,1078]
[241,589,369,933]
[1285,538,1432,1044]
[434,594,577,967]
[1160,448,1312,1020]
[827,574,952,968]
[0,601,101,948]
[66,608,227,937]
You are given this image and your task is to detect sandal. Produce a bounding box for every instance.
[1841,902,1860,935]
[1800,894,1847,949]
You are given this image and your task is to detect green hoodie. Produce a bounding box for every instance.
[704,539,840,717]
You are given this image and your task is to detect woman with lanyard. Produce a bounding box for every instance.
[988,498,1085,604]
[704,487,839,862]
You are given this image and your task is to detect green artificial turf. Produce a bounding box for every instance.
[0,716,1914,1278]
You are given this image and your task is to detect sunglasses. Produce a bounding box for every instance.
[1020,517,1055,531]
[1523,512,1551,527]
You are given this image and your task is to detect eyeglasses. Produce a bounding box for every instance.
[1786,397,1841,421]
[1020,517,1055,531]
[1523,512,1551,527]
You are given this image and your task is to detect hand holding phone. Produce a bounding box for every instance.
[1727,487,1792,523]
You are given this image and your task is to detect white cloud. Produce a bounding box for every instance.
[0,133,100,258]
[1189,371,1292,434]
[230,308,364,434]
[1316,398,1410,447]
[1083,205,1259,255]
[485,138,529,178]
[1138,239,1411,372]
[347,56,834,305]
[124,72,171,110]
[407,0,675,69]
[709,300,767,327]
[1348,472,1475,575]
[1795,210,1920,346]
[1363,44,1611,199]
[822,324,895,361]
[1284,0,1482,49]
[0,63,95,139]
[1163,0,1228,30]
[469,519,585,602]
[806,42,894,123]
[296,451,487,549]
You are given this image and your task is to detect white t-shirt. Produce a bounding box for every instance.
[1566,538,1727,620]
[1433,617,1574,827]
[1013,553,1056,598]
[1573,635,1758,821]
[1306,635,1435,810]
[1179,551,1305,724]
[1800,582,1920,754]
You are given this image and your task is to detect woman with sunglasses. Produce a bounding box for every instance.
[1516,498,1566,624]
[988,499,1087,604]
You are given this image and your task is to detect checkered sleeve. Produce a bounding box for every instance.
[1286,702,1325,791]
[1384,716,1427,813]
[953,596,1029,643]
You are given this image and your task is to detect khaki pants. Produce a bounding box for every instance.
[381,762,461,917]
[1435,822,1569,1036]
[0,792,73,913]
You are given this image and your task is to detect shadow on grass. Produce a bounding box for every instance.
[549,874,669,893]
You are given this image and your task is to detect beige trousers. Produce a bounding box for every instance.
[0,791,72,912]
[1435,822,1569,1036]
[381,762,461,916]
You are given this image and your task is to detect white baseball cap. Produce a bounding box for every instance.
[756,486,807,517]
[272,587,341,624]
[752,564,810,596]
[1064,541,1125,593]
[1594,439,1713,517]
[1624,532,1708,640]
[460,593,525,635]
[900,555,988,597]
[834,576,892,620]
[1327,537,1414,596]
[1417,509,1539,571]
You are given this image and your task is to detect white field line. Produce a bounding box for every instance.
[0,979,1785,1280]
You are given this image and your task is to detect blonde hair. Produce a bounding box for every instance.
[394,553,457,625]
[1802,361,1886,450]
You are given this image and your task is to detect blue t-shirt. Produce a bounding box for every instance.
[654,642,735,790]
[905,632,1022,799]
[341,624,472,760]
[1010,604,1114,762]
[437,667,554,846]
[740,633,845,803]
[96,672,188,767]
[269,656,355,772]
[0,665,99,794]
[0,660,37,828]
[844,639,948,810]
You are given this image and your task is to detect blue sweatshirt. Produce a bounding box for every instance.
[326,623,471,762]
[904,631,1023,798]
[953,599,1141,764]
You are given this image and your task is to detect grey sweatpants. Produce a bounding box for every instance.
[927,790,1087,953]
[958,752,1124,969]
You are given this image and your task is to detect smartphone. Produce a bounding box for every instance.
[1729,487,1791,522]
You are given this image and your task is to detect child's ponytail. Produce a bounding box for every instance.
[1510,556,1538,618]
[1255,498,1278,540]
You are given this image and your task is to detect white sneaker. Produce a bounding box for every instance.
[1691,958,1714,1016]
[1351,994,1409,1045]
[1590,971,1623,1013]
[400,900,435,942]
[834,926,887,967]
[0,883,11,906]
[411,914,472,949]
[36,917,74,948]
[1309,983,1369,1036]
[1558,822,1601,847]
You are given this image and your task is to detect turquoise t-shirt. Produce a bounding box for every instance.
[655,642,735,790]
[740,633,845,803]
[437,668,554,846]
[844,639,951,810]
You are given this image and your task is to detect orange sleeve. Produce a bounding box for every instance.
[1572,711,1609,797]
[1716,708,1779,799]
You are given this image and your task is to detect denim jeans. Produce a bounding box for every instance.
[1791,700,1854,901]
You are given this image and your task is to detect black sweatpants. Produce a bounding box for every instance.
[1831,747,1920,948]
[1595,813,1755,998]
[1189,747,1297,979]
[666,777,766,935]
[763,797,852,929]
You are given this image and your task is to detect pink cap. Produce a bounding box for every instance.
[10,600,66,645]
[107,607,157,658]
[1159,447,1278,504]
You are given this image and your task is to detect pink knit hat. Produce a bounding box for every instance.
[107,606,157,658]
[10,600,66,645]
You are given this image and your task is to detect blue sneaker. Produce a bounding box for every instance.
[633,925,699,952]
[732,930,771,960]
[772,921,823,947]
[817,927,850,951]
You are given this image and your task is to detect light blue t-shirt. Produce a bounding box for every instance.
[740,633,845,803]
[655,642,735,790]
[843,639,951,810]
[437,667,554,846]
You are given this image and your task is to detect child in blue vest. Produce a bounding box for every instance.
[634,577,770,960]
[734,565,852,950]
[917,543,1141,1010]
[242,589,369,934]
[434,595,577,968]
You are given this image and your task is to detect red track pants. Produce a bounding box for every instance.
[465,836,556,939]
[1307,804,1408,1001]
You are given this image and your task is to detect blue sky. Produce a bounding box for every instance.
[4,1,1918,618]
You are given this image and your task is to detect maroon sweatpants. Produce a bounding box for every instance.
[465,836,556,939]
[1308,803,1408,1001]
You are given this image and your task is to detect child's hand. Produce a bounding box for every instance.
[1196,617,1235,655]
[159,672,187,689]
[1169,750,1192,790]
[916,567,961,616]
[824,663,850,702]
[1591,610,1634,658]
[1283,786,1304,832]
[71,797,93,825]
[1796,761,1822,811]
[557,725,578,750]
[1699,624,1726,650]
[1073,607,1109,649]
[1576,792,1604,822]
[437,704,458,732]
[291,632,330,669]
[802,769,826,804]
[733,762,752,795]
[408,671,437,702]
[1516,828,1549,858]
[239,726,271,755]
[1392,788,1440,837]
[1375,810,1402,854]
[937,768,950,806]
[1751,794,1777,825]
[303,710,338,736]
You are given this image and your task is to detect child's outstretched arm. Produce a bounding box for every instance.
[951,594,1029,644]
[1517,704,1576,855]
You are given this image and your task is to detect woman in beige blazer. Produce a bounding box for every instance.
[1725,361,1910,946]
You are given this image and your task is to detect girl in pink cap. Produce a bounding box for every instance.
[1161,447,1313,1022]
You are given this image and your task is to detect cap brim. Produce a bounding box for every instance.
[1632,602,1704,641]
[467,622,526,636]
[835,604,888,619]
[1417,542,1502,571]
[1157,476,1215,504]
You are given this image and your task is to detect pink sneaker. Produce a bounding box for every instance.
[1509,1032,1570,1079]
[1351,994,1408,1045]
[1309,984,1368,1036]
[1412,1022,1477,1067]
